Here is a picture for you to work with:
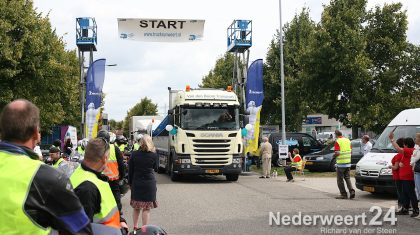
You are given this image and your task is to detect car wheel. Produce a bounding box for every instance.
[330,158,337,172]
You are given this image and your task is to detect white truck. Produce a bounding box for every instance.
[152,86,244,181]
[355,108,420,194]
[129,115,164,139]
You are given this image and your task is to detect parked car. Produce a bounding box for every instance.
[269,132,324,167]
[305,138,375,172]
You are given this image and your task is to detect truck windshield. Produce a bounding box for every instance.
[180,107,239,130]
[372,126,420,152]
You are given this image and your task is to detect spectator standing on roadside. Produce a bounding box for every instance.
[312,129,317,139]
[259,137,272,178]
[129,134,159,230]
[409,133,420,219]
[361,135,372,156]
[333,130,355,199]
[390,138,405,211]
[389,131,418,217]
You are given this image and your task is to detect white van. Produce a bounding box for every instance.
[355,108,420,194]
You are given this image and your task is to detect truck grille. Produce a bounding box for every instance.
[360,170,379,177]
[191,139,232,165]
[192,139,231,155]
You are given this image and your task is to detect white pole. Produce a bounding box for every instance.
[279,0,286,144]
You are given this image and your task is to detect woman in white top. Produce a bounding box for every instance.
[410,133,420,219]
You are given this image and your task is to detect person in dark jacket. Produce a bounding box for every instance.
[64,137,73,157]
[129,134,158,230]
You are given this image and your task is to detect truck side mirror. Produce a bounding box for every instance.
[168,114,174,125]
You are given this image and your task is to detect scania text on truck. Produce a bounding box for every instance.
[152,86,243,181]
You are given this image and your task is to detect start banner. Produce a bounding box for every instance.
[118,18,205,42]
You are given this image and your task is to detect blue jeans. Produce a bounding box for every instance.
[415,172,420,200]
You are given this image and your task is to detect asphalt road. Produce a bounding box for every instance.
[121,172,419,235]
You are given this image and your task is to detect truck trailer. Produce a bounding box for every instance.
[152,86,244,181]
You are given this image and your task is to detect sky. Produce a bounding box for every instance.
[32,0,420,121]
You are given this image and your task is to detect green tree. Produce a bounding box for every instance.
[109,119,124,132]
[302,0,372,137]
[263,8,317,131]
[0,0,80,134]
[122,97,158,135]
[355,3,419,133]
[200,52,234,89]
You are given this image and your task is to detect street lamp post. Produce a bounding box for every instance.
[278,0,286,145]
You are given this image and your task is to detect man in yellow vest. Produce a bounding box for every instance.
[70,138,125,234]
[77,139,86,155]
[284,148,303,182]
[0,99,91,234]
[333,130,355,199]
[50,146,65,168]
[97,130,127,228]
[116,135,127,153]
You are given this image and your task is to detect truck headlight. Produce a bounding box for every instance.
[232,158,241,164]
[380,168,392,175]
[356,166,360,174]
[316,156,324,160]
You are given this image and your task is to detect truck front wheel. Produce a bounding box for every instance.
[170,160,179,181]
[157,167,165,174]
[226,174,239,181]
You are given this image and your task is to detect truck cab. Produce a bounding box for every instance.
[154,87,243,181]
[355,108,420,194]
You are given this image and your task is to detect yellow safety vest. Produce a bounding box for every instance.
[133,143,140,151]
[103,144,119,181]
[118,144,126,152]
[0,151,52,234]
[336,137,351,165]
[53,158,64,168]
[291,154,303,169]
[77,146,85,155]
[70,166,120,229]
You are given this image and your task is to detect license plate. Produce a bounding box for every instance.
[205,169,220,174]
[363,186,375,192]
[305,161,313,165]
